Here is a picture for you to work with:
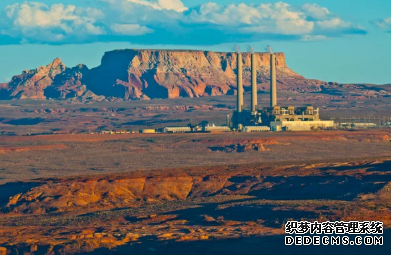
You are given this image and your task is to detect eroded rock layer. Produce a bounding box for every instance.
[0,50,305,100]
[1,49,390,101]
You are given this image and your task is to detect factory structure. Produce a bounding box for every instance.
[141,50,334,134]
[136,48,389,134]
[230,50,334,132]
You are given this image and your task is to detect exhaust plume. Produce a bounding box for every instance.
[234,44,241,53]
[266,45,274,54]
[248,46,254,54]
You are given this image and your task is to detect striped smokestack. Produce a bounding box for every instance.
[237,53,243,113]
[270,53,277,107]
[251,53,257,113]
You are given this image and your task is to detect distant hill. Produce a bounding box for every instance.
[0,49,390,101]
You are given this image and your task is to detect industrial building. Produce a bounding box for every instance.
[243,126,271,132]
[156,124,230,133]
[203,124,231,132]
[140,129,156,134]
[162,127,191,133]
[340,123,377,129]
[230,51,334,131]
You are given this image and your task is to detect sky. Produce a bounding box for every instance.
[0,0,391,84]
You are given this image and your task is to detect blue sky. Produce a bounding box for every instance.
[0,0,391,84]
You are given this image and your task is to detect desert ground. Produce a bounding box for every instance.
[0,91,390,136]
[0,86,391,255]
[0,127,391,254]
[0,130,391,184]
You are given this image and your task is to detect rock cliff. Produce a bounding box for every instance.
[86,49,302,100]
[0,49,389,100]
[0,58,66,99]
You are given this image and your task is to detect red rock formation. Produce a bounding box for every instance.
[44,64,90,99]
[86,49,302,99]
[0,49,390,100]
[0,58,66,99]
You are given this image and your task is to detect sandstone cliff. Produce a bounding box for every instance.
[0,59,97,100]
[0,58,66,99]
[85,49,302,100]
[0,49,389,100]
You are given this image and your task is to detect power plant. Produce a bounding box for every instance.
[141,48,339,134]
[237,53,243,115]
[270,53,277,108]
[230,48,334,132]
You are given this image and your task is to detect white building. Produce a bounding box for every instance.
[340,123,377,128]
[203,124,231,132]
[163,127,191,133]
[243,126,270,132]
[270,120,334,131]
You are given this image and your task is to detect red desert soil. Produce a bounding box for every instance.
[0,134,140,143]
[0,144,67,153]
[0,129,390,254]
[0,130,390,186]
[0,157,390,255]
[0,130,389,144]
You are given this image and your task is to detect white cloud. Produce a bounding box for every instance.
[8,3,76,28]
[300,34,329,41]
[302,3,331,20]
[0,1,367,45]
[316,18,350,29]
[2,2,106,42]
[276,18,314,35]
[156,0,187,12]
[187,2,314,35]
[101,0,187,12]
[186,3,263,25]
[110,23,153,35]
[372,17,391,31]
[313,17,366,36]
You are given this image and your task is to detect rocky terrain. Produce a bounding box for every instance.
[0,158,390,254]
[0,128,390,254]
[0,130,390,184]
[2,158,390,216]
[0,49,390,101]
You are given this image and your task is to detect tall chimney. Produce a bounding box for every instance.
[270,53,277,107]
[237,53,243,113]
[251,53,257,113]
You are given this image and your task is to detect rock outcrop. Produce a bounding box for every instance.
[0,49,390,100]
[2,158,391,215]
[0,58,66,99]
[85,50,302,100]
[43,64,91,99]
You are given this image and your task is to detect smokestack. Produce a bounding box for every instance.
[270,53,277,107]
[237,53,243,113]
[251,53,257,113]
